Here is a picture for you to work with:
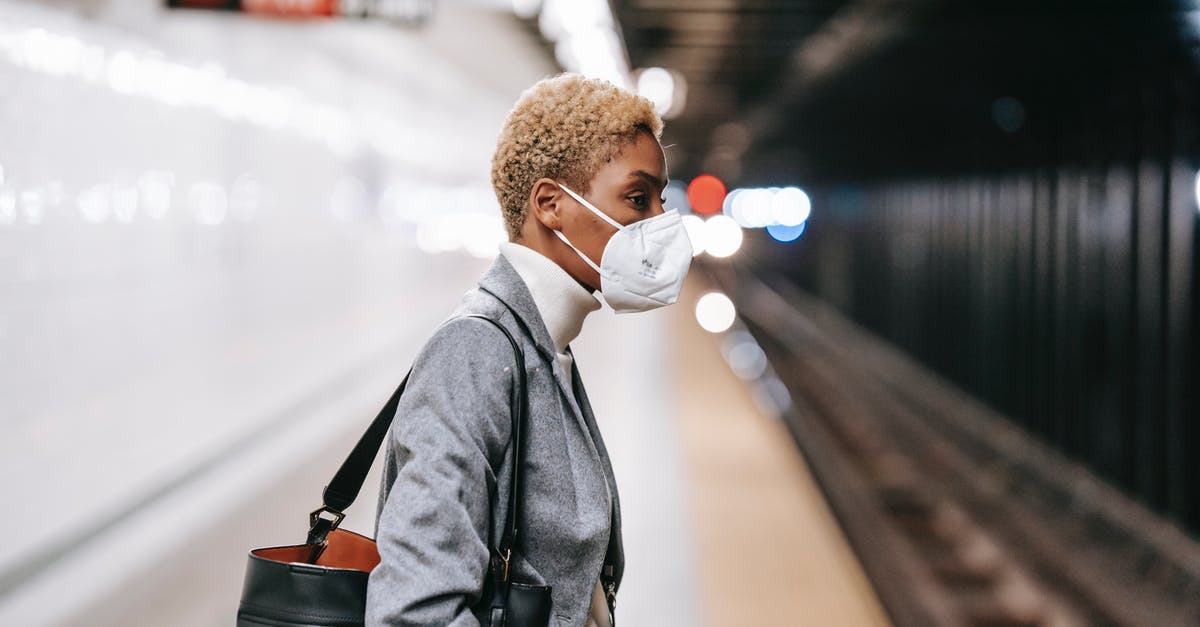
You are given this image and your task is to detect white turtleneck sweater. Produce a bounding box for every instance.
[498,241,601,375]
[496,241,612,627]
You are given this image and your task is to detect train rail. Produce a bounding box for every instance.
[707,263,1200,627]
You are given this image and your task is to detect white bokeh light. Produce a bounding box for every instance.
[721,187,743,216]
[724,336,768,380]
[703,214,743,258]
[771,187,811,226]
[112,185,138,223]
[511,0,541,19]
[537,0,629,88]
[188,181,227,226]
[462,213,507,259]
[20,190,44,226]
[749,189,775,227]
[0,23,455,162]
[77,183,111,224]
[138,171,174,220]
[1194,169,1200,214]
[727,185,813,233]
[681,214,706,257]
[0,187,16,226]
[636,67,674,116]
[696,291,736,333]
[732,188,772,227]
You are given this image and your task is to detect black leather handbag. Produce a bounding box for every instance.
[237,314,552,627]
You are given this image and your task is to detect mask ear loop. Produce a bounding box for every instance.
[557,183,624,230]
[551,182,622,276]
[551,229,603,275]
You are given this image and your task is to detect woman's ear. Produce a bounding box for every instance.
[528,178,564,231]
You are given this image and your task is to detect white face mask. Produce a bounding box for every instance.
[552,181,693,314]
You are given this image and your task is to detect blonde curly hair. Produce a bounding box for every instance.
[491,73,664,239]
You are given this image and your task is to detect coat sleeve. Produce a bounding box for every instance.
[366,316,517,627]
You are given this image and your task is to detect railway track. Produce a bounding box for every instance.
[707,264,1200,627]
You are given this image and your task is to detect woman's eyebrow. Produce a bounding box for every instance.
[628,170,667,190]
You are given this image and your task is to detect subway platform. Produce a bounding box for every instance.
[0,251,890,627]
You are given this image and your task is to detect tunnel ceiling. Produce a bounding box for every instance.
[612,0,1200,185]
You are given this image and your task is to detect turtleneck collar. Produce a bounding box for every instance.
[498,241,601,355]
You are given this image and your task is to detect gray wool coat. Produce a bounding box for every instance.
[365,254,624,627]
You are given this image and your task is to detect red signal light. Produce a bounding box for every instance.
[687,174,726,215]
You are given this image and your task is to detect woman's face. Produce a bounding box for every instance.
[557,129,668,291]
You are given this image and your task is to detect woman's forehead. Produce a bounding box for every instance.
[606,134,667,185]
[624,169,667,190]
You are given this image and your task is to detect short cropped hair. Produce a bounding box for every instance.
[491,73,664,239]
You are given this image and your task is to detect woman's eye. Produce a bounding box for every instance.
[629,194,648,209]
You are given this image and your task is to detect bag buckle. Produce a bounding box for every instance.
[492,548,511,582]
[309,505,345,530]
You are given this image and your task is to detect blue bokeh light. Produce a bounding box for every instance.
[766,220,807,242]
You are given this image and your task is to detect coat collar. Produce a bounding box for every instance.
[478,254,560,366]
[496,241,600,354]
[477,255,592,439]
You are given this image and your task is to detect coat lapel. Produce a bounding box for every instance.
[565,347,626,586]
[478,255,626,587]
[476,256,602,461]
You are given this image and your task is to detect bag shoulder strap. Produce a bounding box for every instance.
[307,313,528,576]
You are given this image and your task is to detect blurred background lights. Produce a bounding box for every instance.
[511,0,541,19]
[681,214,706,257]
[44,181,65,208]
[416,219,454,254]
[721,187,742,215]
[721,185,813,244]
[538,0,613,40]
[396,182,508,257]
[766,221,807,242]
[555,29,626,88]
[636,67,674,115]
[687,173,726,215]
[663,179,690,213]
[1194,169,1200,213]
[695,291,736,334]
[462,214,507,259]
[0,23,448,164]
[112,185,138,223]
[770,186,810,225]
[534,0,629,89]
[732,188,771,227]
[138,171,174,220]
[703,214,743,258]
[722,331,769,381]
[20,190,44,225]
[635,66,686,119]
[377,182,409,225]
[991,96,1026,133]
[754,378,793,417]
[188,181,228,226]
[78,183,111,223]
[0,187,15,226]
[415,212,506,258]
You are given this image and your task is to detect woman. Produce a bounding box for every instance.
[365,73,693,627]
